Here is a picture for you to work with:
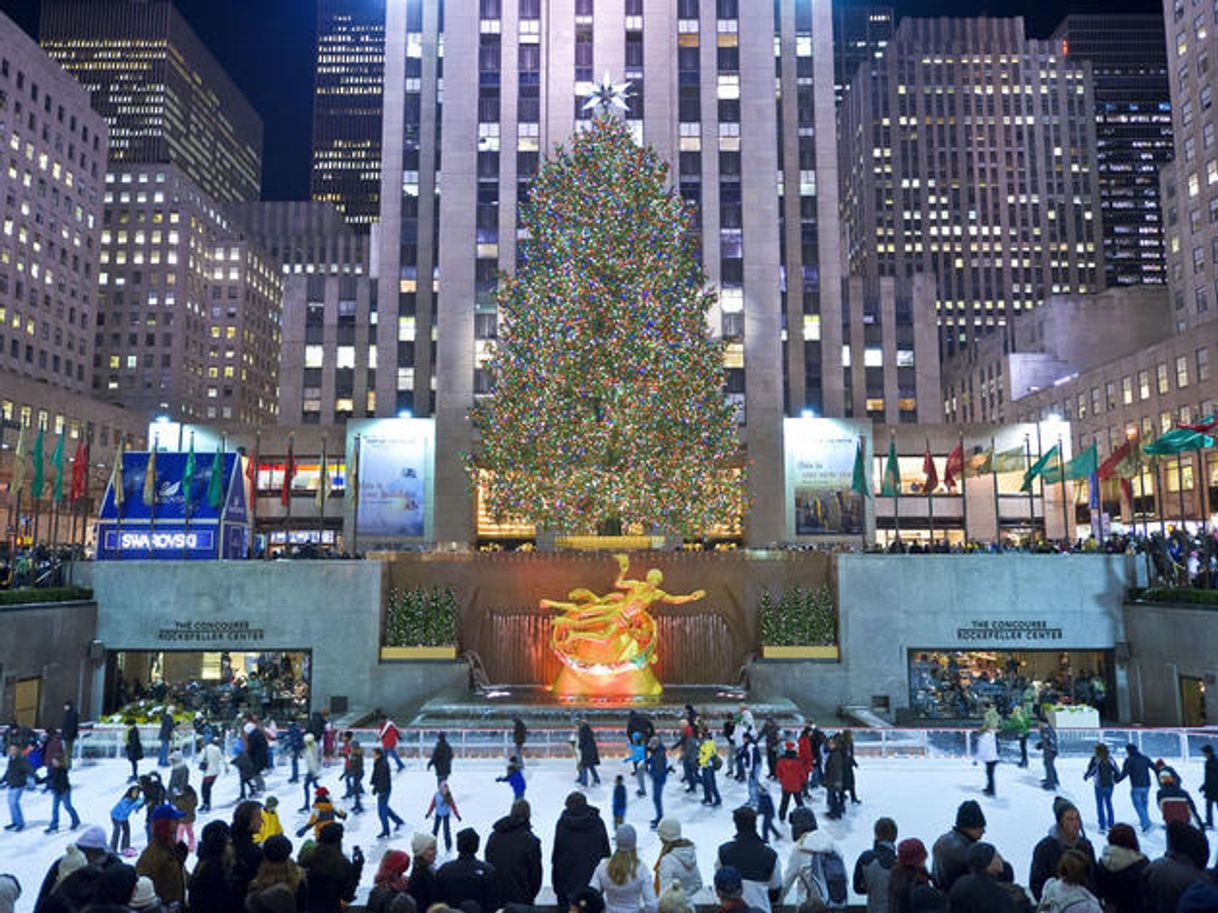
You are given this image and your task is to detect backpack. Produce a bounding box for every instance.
[801,851,848,909]
[711,753,723,771]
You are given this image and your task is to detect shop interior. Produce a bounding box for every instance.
[104,649,311,721]
[908,648,1113,721]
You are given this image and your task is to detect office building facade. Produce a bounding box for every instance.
[1051,15,1173,288]
[42,0,264,203]
[840,17,1106,356]
[312,0,386,232]
[832,4,893,105]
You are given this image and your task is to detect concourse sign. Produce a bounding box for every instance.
[96,451,250,560]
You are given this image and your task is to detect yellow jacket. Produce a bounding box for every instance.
[255,808,283,844]
[698,738,718,769]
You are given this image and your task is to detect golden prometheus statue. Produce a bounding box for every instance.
[542,553,705,698]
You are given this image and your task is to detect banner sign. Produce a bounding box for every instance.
[353,419,432,538]
[785,419,867,536]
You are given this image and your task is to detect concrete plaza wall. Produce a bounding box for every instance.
[751,554,1135,721]
[1123,600,1218,725]
[0,600,97,727]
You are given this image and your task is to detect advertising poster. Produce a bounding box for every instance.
[355,421,430,538]
[785,419,867,536]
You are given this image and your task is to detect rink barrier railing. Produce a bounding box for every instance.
[11,723,1218,768]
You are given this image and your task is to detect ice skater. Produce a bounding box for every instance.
[371,747,405,839]
[298,732,322,812]
[975,725,999,797]
[1,744,32,832]
[110,784,145,854]
[496,755,526,801]
[40,755,80,833]
[425,779,461,853]
[613,774,627,828]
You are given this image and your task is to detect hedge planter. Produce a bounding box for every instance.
[761,645,840,660]
[380,646,458,661]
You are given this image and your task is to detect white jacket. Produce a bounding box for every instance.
[303,741,322,777]
[199,744,223,778]
[781,829,841,906]
[592,858,659,913]
[975,730,999,763]
[656,842,703,897]
[1036,877,1103,913]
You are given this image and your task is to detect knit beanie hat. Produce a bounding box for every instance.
[656,817,682,843]
[1053,796,1079,825]
[955,800,986,830]
[56,845,88,884]
[412,832,437,856]
[897,838,928,867]
[262,835,293,863]
[129,876,159,911]
[615,824,637,851]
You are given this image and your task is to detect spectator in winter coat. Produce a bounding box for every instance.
[135,806,187,908]
[592,824,658,913]
[945,843,1023,913]
[301,823,364,913]
[230,799,265,899]
[1093,824,1147,913]
[930,800,986,893]
[1116,743,1155,833]
[1028,797,1095,901]
[1082,743,1120,832]
[1157,771,1205,828]
[716,805,782,913]
[654,817,703,898]
[485,799,543,905]
[852,817,897,913]
[437,827,496,913]
[1035,848,1101,913]
[888,839,940,913]
[1143,821,1210,913]
[408,832,439,912]
[367,848,412,913]
[248,834,310,912]
[427,732,454,784]
[1202,744,1218,828]
[552,791,612,912]
[775,743,806,822]
[1178,876,1218,913]
[779,806,845,908]
[189,821,238,913]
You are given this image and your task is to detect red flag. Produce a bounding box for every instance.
[1097,439,1132,480]
[69,437,87,502]
[943,441,964,491]
[280,436,294,507]
[922,442,939,495]
[245,437,258,484]
[1120,478,1134,506]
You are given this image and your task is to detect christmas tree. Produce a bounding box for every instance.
[470,115,744,537]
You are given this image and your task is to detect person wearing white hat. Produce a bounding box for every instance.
[655,817,703,898]
[591,824,658,913]
[128,875,162,912]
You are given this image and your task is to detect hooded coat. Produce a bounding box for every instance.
[852,840,896,913]
[1029,825,1095,901]
[485,813,543,904]
[551,803,611,910]
[1093,844,1147,913]
[780,828,843,907]
[303,842,363,913]
[655,840,703,897]
[1036,878,1103,913]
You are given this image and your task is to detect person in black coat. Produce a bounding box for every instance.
[189,821,239,913]
[437,827,496,913]
[40,756,81,832]
[931,801,988,893]
[1028,797,1095,901]
[513,717,528,767]
[947,843,1018,913]
[1201,744,1218,828]
[230,800,265,899]
[302,822,364,913]
[577,721,601,787]
[1143,821,1210,913]
[485,799,543,905]
[409,833,439,911]
[428,733,453,784]
[125,719,143,783]
[1117,743,1156,833]
[62,702,79,765]
[551,791,611,911]
[371,747,405,838]
[1094,823,1149,913]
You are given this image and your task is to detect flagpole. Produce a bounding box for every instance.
[1058,435,1069,544]
[926,437,935,546]
[1196,448,1208,535]
[891,431,900,546]
[318,434,327,541]
[218,433,227,561]
[183,431,195,561]
[1024,434,1036,544]
[351,434,361,558]
[148,437,157,560]
[285,432,294,551]
[959,433,968,547]
[991,436,1001,545]
[1177,452,1188,533]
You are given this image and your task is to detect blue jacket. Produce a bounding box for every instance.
[647,744,669,785]
[498,768,526,797]
[628,735,646,764]
[285,723,304,756]
[757,789,775,817]
[1118,750,1155,788]
[612,782,627,817]
[111,794,145,822]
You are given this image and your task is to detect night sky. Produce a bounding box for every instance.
[0,0,1162,201]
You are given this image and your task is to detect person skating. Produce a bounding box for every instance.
[679,723,700,793]
[699,728,722,807]
[974,725,999,797]
[425,779,461,853]
[931,800,987,893]
[1143,821,1211,913]
[1201,744,1218,829]
[852,817,897,913]
[244,721,269,795]
[39,755,80,833]
[197,736,223,813]
[654,817,703,898]
[62,701,79,768]
[1116,742,1156,833]
[175,782,198,852]
[125,718,144,783]
[1082,742,1120,832]
[756,783,780,845]
[744,728,762,805]
[427,732,454,785]
[300,822,364,913]
[822,737,847,820]
[299,732,322,812]
[284,719,304,783]
[613,774,628,827]
[135,804,187,909]
[371,746,406,839]
[109,784,145,854]
[628,732,648,797]
[0,744,31,832]
[1036,720,1059,791]
[591,824,658,913]
[408,832,440,911]
[167,751,189,800]
[436,826,497,913]
[646,735,670,828]
[496,754,527,801]
[762,718,780,781]
[298,786,347,841]
[578,720,602,787]
[486,798,543,905]
[841,730,861,805]
[366,847,410,913]
[552,790,612,912]
[780,806,848,909]
[797,728,814,798]
[1093,823,1148,913]
[255,794,284,844]
[512,716,528,769]
[156,707,175,768]
[716,805,782,913]
[1028,797,1096,902]
[775,741,805,824]
[347,741,366,814]
[1006,705,1031,769]
[379,717,407,773]
[1157,770,1205,828]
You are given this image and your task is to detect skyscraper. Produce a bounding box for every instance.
[42,0,264,203]
[1051,14,1173,288]
[311,0,386,232]
[839,17,1106,356]
[832,4,893,105]
[0,8,108,395]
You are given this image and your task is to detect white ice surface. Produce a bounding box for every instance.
[0,753,1211,912]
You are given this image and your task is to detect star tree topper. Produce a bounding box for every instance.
[583,70,632,118]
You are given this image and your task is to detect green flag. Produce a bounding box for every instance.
[991,446,1026,474]
[851,440,871,499]
[207,446,225,510]
[51,433,65,503]
[30,428,45,499]
[881,436,901,497]
[183,438,197,512]
[1020,444,1061,492]
[1144,427,1215,456]
[1045,443,1100,484]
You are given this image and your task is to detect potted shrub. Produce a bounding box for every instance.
[758,585,840,660]
[380,586,459,660]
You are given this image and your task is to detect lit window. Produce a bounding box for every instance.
[304,345,324,368]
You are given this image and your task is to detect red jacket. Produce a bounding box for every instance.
[776,754,806,793]
[380,721,400,750]
[797,735,814,776]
